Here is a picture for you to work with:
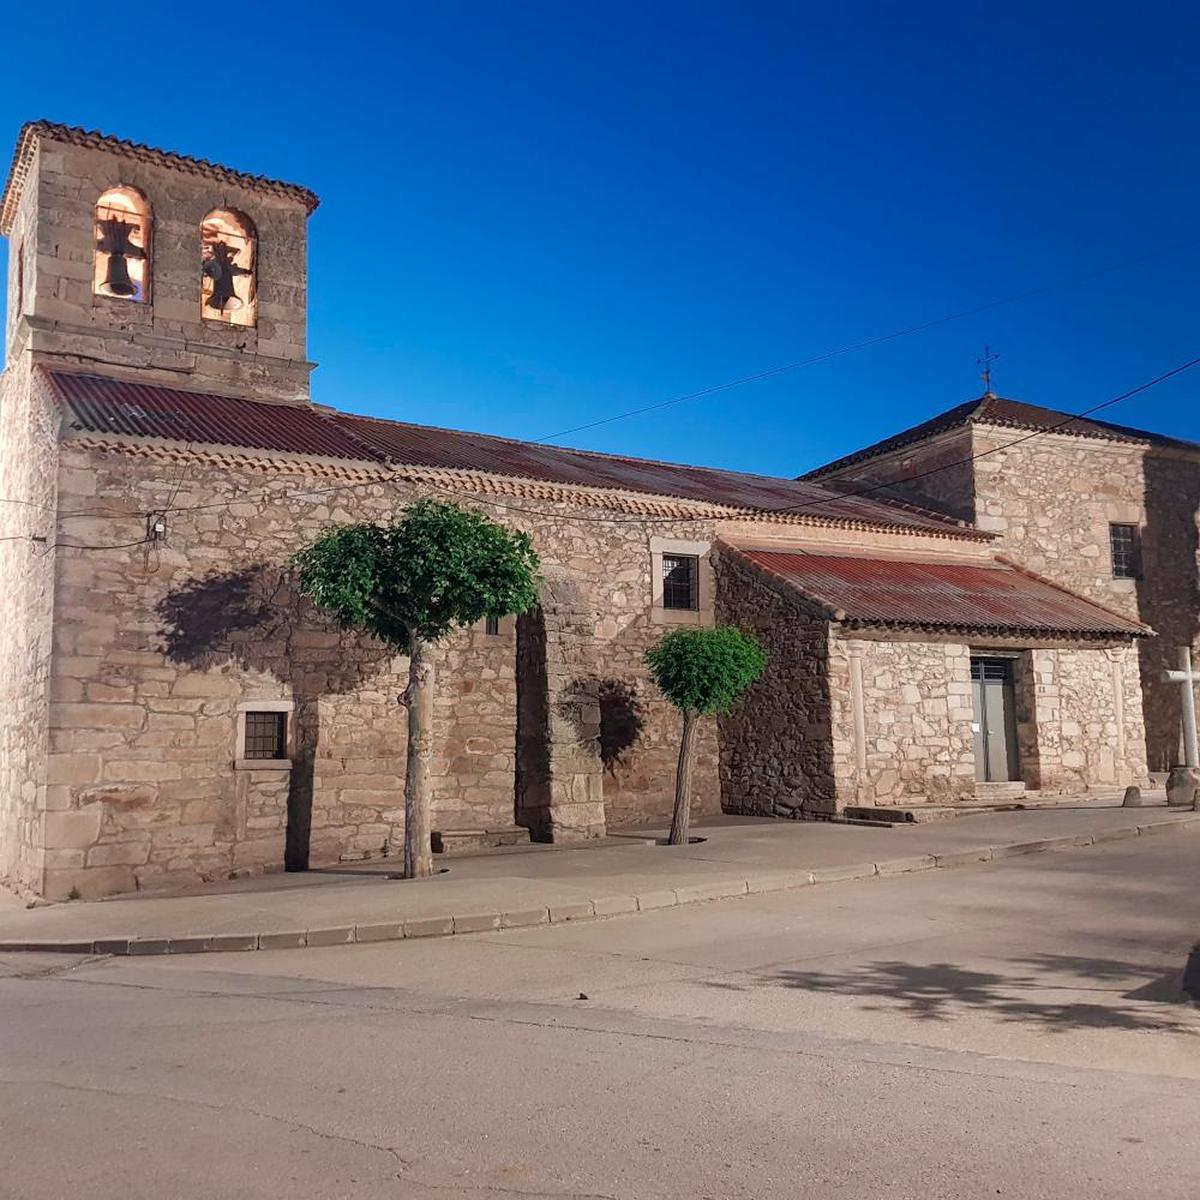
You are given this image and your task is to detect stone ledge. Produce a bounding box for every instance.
[4,815,1197,958]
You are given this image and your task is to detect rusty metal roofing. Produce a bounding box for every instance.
[800,393,1200,479]
[2,121,319,234]
[736,547,1149,637]
[48,371,375,462]
[44,370,974,535]
[336,412,966,531]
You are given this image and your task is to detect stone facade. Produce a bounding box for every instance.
[1014,643,1148,792]
[0,122,1176,900]
[19,435,729,897]
[828,634,977,807]
[714,547,835,816]
[0,357,58,893]
[815,419,1200,773]
[4,126,314,404]
[972,427,1199,774]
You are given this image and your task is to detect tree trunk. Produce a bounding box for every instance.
[402,637,435,878]
[668,710,697,846]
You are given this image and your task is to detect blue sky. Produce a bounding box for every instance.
[3,2,1196,476]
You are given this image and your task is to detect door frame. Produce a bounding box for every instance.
[970,653,1022,783]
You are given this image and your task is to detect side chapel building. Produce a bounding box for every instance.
[0,122,1196,900]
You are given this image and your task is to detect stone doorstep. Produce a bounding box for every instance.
[431,826,532,855]
[4,815,1196,958]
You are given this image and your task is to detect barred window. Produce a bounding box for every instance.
[243,711,287,759]
[662,554,699,611]
[1109,523,1141,579]
[484,614,500,636]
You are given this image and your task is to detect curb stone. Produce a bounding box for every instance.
[811,863,876,884]
[933,848,993,868]
[2,815,1196,958]
[875,855,936,876]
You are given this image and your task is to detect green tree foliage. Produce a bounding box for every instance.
[292,499,540,651]
[294,500,540,876]
[645,626,767,845]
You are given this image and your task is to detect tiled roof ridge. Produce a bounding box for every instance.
[800,392,1199,480]
[1,120,320,234]
[797,396,985,479]
[42,369,990,540]
[786,472,981,532]
[283,415,985,537]
[340,408,845,491]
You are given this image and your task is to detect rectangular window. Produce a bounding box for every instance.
[484,614,500,636]
[662,554,699,611]
[243,710,287,759]
[1109,523,1141,579]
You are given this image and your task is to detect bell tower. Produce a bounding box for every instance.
[1,122,319,404]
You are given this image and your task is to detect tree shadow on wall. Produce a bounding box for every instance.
[156,565,394,870]
[561,676,645,775]
[765,953,1198,1034]
[1138,449,1200,771]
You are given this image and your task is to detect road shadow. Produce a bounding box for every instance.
[768,953,1199,1033]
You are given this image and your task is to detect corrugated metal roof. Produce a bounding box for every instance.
[801,393,1200,479]
[736,548,1149,637]
[44,371,971,534]
[336,412,963,530]
[49,372,380,462]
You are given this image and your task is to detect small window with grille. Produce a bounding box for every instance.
[1109,523,1141,579]
[662,554,699,611]
[243,711,287,759]
[484,614,500,636]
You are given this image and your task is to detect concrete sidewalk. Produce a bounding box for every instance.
[2,804,1197,955]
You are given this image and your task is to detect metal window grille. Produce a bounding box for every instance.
[970,659,1011,682]
[1109,524,1140,579]
[244,711,287,759]
[662,554,699,610]
[484,615,500,636]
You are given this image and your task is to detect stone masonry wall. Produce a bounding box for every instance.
[807,426,978,524]
[714,549,835,816]
[35,439,723,898]
[970,426,1200,773]
[4,141,37,357]
[0,357,60,893]
[12,135,312,404]
[828,634,977,807]
[1015,644,1148,793]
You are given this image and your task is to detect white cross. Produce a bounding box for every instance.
[1164,647,1200,768]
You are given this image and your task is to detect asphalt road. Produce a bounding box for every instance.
[2,836,1198,1199]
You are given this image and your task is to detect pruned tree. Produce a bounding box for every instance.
[645,626,767,846]
[293,500,540,878]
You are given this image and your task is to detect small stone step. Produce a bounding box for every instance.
[432,827,531,855]
[843,806,961,824]
[973,781,1027,800]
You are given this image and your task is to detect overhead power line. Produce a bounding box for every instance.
[536,244,1195,443]
[763,353,1200,520]
[0,349,1195,549]
[0,242,1193,529]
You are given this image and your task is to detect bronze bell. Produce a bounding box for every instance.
[96,216,144,299]
[102,252,136,297]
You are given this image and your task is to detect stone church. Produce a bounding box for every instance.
[0,121,1194,900]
